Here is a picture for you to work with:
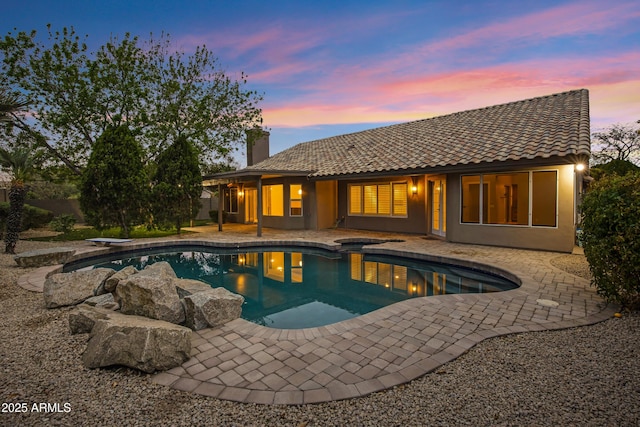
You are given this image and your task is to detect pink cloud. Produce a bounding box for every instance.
[174,27,282,56]
[417,0,640,56]
[263,103,430,128]
[171,8,422,84]
[170,1,640,130]
[263,51,640,128]
[378,52,640,98]
[247,61,316,83]
[589,81,640,129]
[173,25,329,83]
[175,25,320,58]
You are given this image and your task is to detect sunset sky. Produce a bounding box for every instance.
[5,0,640,164]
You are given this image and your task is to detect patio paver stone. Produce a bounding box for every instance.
[20,226,615,405]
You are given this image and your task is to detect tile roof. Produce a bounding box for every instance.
[246,89,590,178]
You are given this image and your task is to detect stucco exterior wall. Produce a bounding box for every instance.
[314,180,338,229]
[335,176,428,234]
[259,177,307,230]
[446,164,577,252]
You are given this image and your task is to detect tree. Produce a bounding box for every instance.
[591,123,640,166]
[0,88,34,253]
[151,135,202,234]
[145,37,263,164]
[0,26,264,175]
[79,125,148,238]
[0,87,28,122]
[581,172,640,309]
[202,160,238,176]
[590,159,640,180]
[1,27,94,174]
[0,147,37,253]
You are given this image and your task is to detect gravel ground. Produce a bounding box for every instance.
[1,239,638,426]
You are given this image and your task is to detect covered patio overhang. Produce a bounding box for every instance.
[202,169,312,237]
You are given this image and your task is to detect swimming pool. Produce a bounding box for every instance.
[67,244,518,329]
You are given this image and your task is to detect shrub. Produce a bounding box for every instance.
[80,124,148,238]
[0,202,54,230]
[49,214,77,233]
[581,171,640,309]
[151,135,202,235]
[22,205,55,229]
[590,159,640,180]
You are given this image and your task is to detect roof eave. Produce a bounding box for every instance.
[202,169,314,185]
[308,153,591,180]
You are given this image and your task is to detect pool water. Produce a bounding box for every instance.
[87,247,518,329]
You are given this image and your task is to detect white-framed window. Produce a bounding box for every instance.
[263,184,284,216]
[460,170,558,227]
[224,187,239,214]
[290,184,302,216]
[349,182,408,217]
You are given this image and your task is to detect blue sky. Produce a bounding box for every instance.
[5,0,640,165]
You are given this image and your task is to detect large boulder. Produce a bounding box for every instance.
[14,247,76,268]
[69,304,117,335]
[137,261,177,279]
[175,278,212,299]
[183,287,244,331]
[115,275,185,324]
[44,268,115,309]
[102,265,138,293]
[82,313,191,373]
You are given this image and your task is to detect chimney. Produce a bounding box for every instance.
[246,128,270,166]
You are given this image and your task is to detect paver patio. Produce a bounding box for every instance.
[19,226,615,405]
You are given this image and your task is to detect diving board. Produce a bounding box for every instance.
[86,238,133,247]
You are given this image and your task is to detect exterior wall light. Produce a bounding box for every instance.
[411,185,418,195]
[575,163,585,172]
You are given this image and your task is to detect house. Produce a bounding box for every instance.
[203,89,590,252]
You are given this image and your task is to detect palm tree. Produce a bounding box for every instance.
[1,89,32,253]
[0,88,28,123]
[0,147,36,253]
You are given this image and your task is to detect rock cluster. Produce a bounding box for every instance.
[82,313,192,373]
[14,246,76,267]
[44,268,115,309]
[183,287,244,330]
[44,261,244,373]
[116,274,186,324]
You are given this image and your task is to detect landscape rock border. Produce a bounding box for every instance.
[45,260,244,373]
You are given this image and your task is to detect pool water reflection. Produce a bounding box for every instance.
[91,247,518,329]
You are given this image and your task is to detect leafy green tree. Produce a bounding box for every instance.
[1,26,263,175]
[202,160,238,176]
[581,171,640,309]
[152,135,202,234]
[590,159,640,180]
[146,37,263,164]
[79,125,148,238]
[1,27,93,174]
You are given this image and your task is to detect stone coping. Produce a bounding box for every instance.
[18,233,615,405]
